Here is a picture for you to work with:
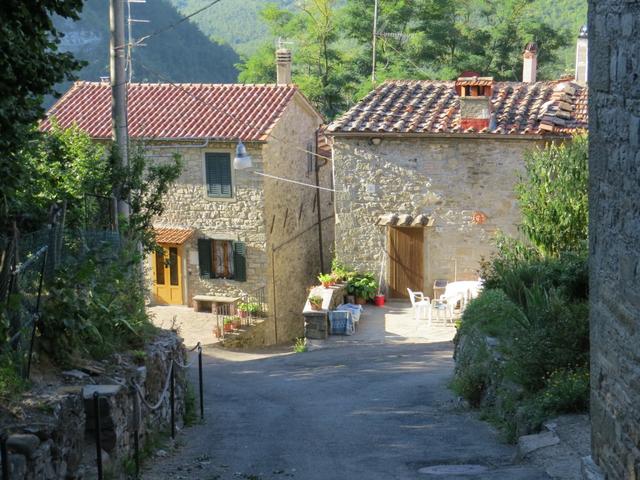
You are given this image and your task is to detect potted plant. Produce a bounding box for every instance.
[223,318,233,332]
[308,294,323,310]
[237,302,248,318]
[317,273,333,288]
[330,259,356,283]
[347,273,378,305]
[231,316,242,329]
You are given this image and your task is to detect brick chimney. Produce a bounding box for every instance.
[276,48,292,85]
[522,42,538,83]
[455,74,494,130]
[575,25,588,85]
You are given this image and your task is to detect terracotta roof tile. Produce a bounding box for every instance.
[328,80,588,136]
[41,82,299,142]
[154,227,194,245]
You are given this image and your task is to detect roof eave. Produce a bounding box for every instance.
[325,131,574,140]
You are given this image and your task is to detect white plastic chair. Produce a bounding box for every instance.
[407,288,431,325]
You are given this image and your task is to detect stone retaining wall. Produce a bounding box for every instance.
[3,331,187,479]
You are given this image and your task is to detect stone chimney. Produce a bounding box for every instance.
[455,74,494,130]
[276,48,292,85]
[575,25,588,85]
[522,42,538,83]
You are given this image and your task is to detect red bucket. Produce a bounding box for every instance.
[374,294,385,307]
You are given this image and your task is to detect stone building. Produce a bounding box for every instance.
[588,2,640,478]
[327,58,587,299]
[41,52,335,344]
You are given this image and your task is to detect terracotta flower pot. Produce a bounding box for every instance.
[321,281,331,288]
[223,323,233,332]
[310,302,323,311]
[355,296,367,305]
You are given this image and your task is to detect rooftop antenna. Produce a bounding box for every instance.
[276,37,294,50]
[126,0,149,82]
[371,0,378,84]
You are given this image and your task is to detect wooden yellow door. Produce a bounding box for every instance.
[388,227,424,298]
[152,244,183,305]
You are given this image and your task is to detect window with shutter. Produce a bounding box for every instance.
[205,153,232,198]
[198,238,246,281]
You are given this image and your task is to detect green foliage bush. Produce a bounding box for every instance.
[454,136,591,438]
[457,289,525,338]
[40,238,157,364]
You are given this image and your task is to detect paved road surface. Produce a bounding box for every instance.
[142,341,548,480]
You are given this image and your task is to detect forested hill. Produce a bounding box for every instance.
[52,0,239,102]
[170,0,586,59]
[169,0,297,56]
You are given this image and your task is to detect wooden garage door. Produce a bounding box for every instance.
[388,227,424,298]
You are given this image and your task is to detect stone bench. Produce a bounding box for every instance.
[192,295,240,314]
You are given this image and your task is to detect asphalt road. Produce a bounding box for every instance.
[142,342,549,480]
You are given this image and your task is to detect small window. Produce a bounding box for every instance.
[205,152,232,198]
[197,239,247,282]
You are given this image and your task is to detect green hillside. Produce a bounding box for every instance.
[52,0,239,102]
[169,0,296,56]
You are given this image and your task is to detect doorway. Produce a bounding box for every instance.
[152,244,183,305]
[388,227,424,298]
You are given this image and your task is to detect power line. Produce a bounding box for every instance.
[136,60,331,162]
[115,0,223,51]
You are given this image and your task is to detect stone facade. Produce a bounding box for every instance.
[147,93,333,344]
[331,135,546,298]
[262,95,334,342]
[588,2,640,478]
[149,141,268,305]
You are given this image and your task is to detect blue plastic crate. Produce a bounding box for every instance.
[328,310,354,335]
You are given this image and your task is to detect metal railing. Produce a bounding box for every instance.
[214,286,267,339]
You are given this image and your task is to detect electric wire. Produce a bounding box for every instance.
[135,60,332,162]
[115,0,223,51]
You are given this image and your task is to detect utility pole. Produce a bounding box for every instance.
[110,0,130,218]
[371,0,378,84]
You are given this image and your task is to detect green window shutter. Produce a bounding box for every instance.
[233,241,247,282]
[205,153,232,198]
[198,239,212,278]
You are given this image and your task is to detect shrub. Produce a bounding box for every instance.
[39,237,157,364]
[532,367,590,414]
[504,287,589,393]
[458,289,526,338]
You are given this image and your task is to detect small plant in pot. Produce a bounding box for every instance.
[347,273,378,305]
[317,273,334,288]
[238,302,262,318]
[308,294,324,310]
[223,318,233,332]
[231,316,242,329]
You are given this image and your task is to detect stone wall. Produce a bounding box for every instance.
[147,141,268,305]
[3,332,187,479]
[588,2,640,478]
[262,94,331,343]
[331,136,545,297]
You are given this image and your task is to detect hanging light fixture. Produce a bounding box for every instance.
[233,141,253,170]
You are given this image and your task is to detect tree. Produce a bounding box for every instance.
[238,0,354,118]
[516,134,588,256]
[0,0,85,230]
